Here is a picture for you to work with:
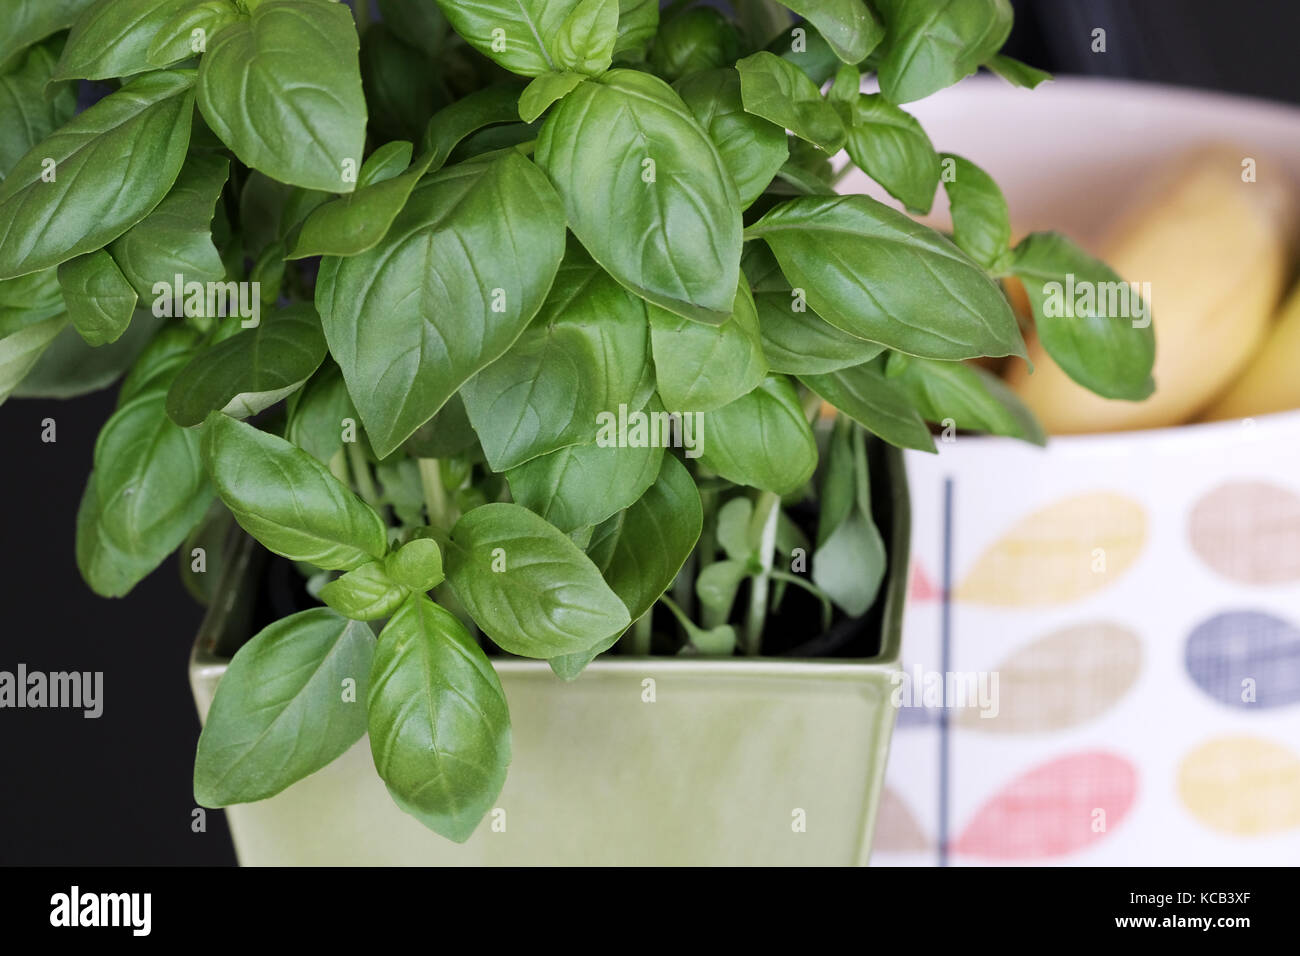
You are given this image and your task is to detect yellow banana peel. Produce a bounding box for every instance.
[1202,279,1300,420]
[1007,148,1295,433]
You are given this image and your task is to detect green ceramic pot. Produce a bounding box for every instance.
[189,447,909,865]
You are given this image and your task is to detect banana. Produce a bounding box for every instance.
[1203,279,1300,420]
[1006,148,1295,433]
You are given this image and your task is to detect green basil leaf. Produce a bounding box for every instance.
[649,280,766,412]
[822,426,885,612]
[368,595,510,842]
[284,362,359,465]
[197,0,367,192]
[547,638,616,681]
[769,17,840,84]
[814,501,884,615]
[674,68,787,209]
[754,289,883,375]
[287,150,434,260]
[446,122,539,168]
[669,601,737,655]
[554,0,618,74]
[518,71,585,124]
[844,94,940,213]
[376,0,449,60]
[984,53,1051,90]
[361,23,443,144]
[740,240,787,292]
[650,7,740,81]
[800,364,935,452]
[593,453,703,613]
[551,452,702,678]
[779,0,884,63]
[202,411,388,570]
[783,133,836,184]
[402,393,478,459]
[238,170,330,261]
[875,0,1013,104]
[178,499,232,605]
[320,560,409,621]
[507,440,663,534]
[816,419,854,547]
[117,323,201,405]
[147,0,244,68]
[248,238,285,308]
[613,0,658,59]
[535,69,742,324]
[76,374,214,597]
[446,502,631,658]
[53,0,194,81]
[318,151,565,457]
[774,158,837,196]
[459,253,651,469]
[697,375,817,494]
[828,62,860,109]
[358,140,413,187]
[421,85,523,167]
[195,608,374,805]
[696,558,748,619]
[385,537,445,592]
[885,352,1045,444]
[0,39,77,180]
[1009,231,1156,401]
[938,152,1012,272]
[109,152,230,301]
[735,51,845,154]
[17,308,165,399]
[0,313,67,404]
[739,0,792,49]
[166,304,327,426]
[432,0,613,77]
[57,250,137,346]
[747,195,1026,360]
[0,267,64,335]
[0,0,96,73]
[718,496,761,561]
[377,460,429,528]
[0,70,196,280]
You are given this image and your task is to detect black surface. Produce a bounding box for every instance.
[0,391,236,865]
[3,0,1299,867]
[1006,0,1300,105]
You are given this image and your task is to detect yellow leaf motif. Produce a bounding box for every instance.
[1179,737,1300,835]
[956,492,1145,606]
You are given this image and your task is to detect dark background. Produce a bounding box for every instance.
[1,0,1297,866]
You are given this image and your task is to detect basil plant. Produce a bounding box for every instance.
[0,0,1152,842]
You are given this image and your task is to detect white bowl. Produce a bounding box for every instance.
[860,77,1300,867]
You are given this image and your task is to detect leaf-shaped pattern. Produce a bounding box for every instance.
[1188,481,1300,585]
[955,492,1146,606]
[1179,737,1300,835]
[872,787,931,852]
[956,622,1141,732]
[1185,611,1300,710]
[952,751,1136,859]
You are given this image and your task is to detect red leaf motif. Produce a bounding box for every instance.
[952,751,1137,859]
